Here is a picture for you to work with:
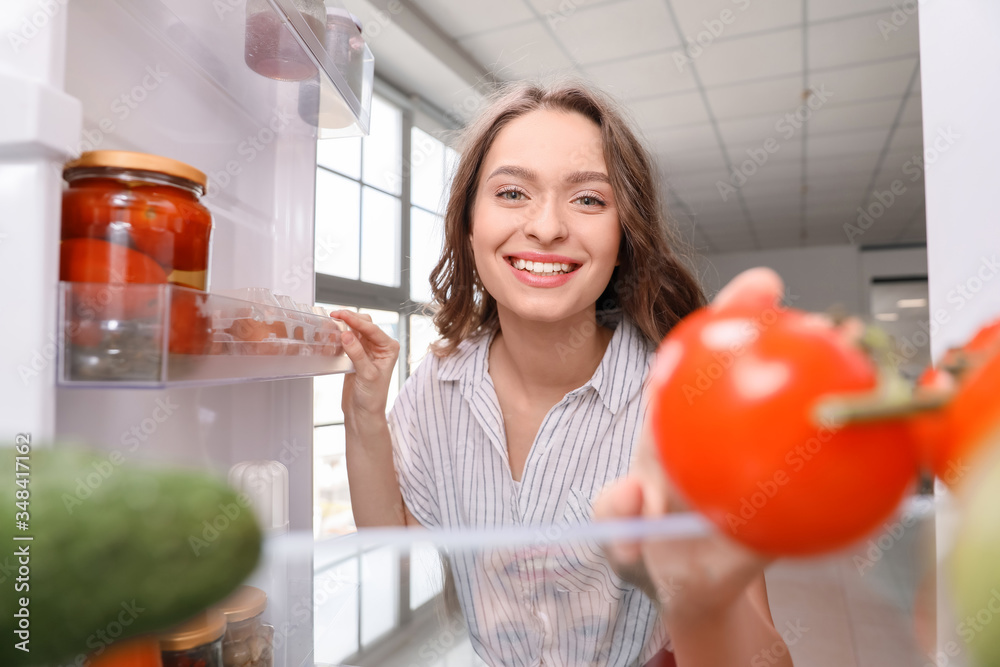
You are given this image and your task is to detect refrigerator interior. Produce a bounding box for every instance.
[51,0,372,664]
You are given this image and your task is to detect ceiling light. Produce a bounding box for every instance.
[875,313,899,322]
[897,298,927,308]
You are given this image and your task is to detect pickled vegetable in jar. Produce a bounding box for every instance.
[213,586,274,667]
[62,150,213,290]
[88,636,163,667]
[159,610,226,667]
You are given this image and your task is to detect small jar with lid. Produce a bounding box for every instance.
[88,636,163,667]
[159,610,227,667]
[62,150,213,291]
[213,586,275,667]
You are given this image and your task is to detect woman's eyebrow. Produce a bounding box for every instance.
[486,165,536,181]
[485,166,610,185]
[565,170,610,185]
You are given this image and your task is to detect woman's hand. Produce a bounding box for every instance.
[331,310,400,428]
[593,269,800,667]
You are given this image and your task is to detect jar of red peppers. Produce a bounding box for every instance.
[159,610,226,667]
[62,150,213,290]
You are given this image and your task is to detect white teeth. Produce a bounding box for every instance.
[510,258,575,275]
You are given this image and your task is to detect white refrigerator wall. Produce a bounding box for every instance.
[919,1,1000,663]
[1,0,79,444]
[10,0,328,665]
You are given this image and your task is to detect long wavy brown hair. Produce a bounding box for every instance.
[428,81,705,354]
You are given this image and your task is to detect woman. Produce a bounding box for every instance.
[334,82,793,666]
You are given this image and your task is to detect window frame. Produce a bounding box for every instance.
[313,78,460,661]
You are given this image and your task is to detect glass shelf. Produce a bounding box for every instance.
[268,498,953,667]
[57,282,353,388]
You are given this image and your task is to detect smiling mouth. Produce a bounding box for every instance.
[506,257,580,276]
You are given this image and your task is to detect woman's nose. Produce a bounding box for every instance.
[523,200,568,244]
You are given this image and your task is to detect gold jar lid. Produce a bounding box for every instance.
[64,150,208,190]
[213,585,267,623]
[158,610,227,651]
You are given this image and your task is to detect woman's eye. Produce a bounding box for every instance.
[497,188,525,201]
[575,194,606,207]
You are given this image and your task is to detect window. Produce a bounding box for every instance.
[312,89,456,662]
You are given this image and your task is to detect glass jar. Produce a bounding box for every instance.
[62,150,213,291]
[159,610,226,667]
[213,586,275,667]
[88,636,163,667]
[245,0,326,81]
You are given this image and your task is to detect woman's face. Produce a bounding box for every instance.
[470,108,621,326]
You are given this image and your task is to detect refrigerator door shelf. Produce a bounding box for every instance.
[57,281,353,388]
[79,0,373,139]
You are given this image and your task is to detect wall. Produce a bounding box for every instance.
[697,244,927,315]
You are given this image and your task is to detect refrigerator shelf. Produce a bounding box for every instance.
[103,0,374,138]
[58,282,353,388]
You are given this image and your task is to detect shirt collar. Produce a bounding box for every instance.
[436,315,655,415]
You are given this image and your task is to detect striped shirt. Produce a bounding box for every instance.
[389,315,669,666]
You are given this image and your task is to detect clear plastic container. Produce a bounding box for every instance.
[213,586,274,667]
[297,8,366,127]
[159,610,226,667]
[244,0,326,81]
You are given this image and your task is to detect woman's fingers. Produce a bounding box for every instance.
[592,477,645,566]
[340,325,380,382]
[331,310,394,348]
[712,267,784,312]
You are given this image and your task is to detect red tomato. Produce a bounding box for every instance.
[60,238,167,284]
[87,636,162,667]
[60,238,167,323]
[907,318,1000,487]
[932,344,1000,487]
[62,178,211,272]
[649,301,919,556]
[168,288,212,356]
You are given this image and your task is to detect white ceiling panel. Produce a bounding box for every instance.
[807,0,900,22]
[808,153,879,176]
[726,138,804,165]
[888,123,926,153]
[717,112,790,147]
[526,0,609,17]
[695,27,803,87]
[670,176,732,200]
[804,225,853,245]
[584,51,698,100]
[687,192,746,215]
[629,92,711,129]
[410,0,536,40]
[809,57,916,106]
[705,74,804,120]
[808,11,919,71]
[659,149,730,176]
[458,22,573,79]
[670,0,802,41]
[806,98,900,135]
[552,0,680,65]
[899,94,922,127]
[647,122,718,155]
[809,128,890,157]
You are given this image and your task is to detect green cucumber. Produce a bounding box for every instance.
[1,446,262,666]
